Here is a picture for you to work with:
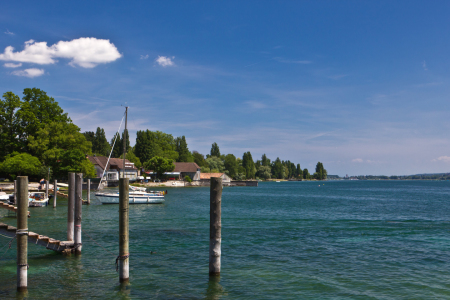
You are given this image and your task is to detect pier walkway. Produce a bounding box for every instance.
[0,202,30,217]
[0,223,74,253]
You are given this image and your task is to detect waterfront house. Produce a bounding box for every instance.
[145,162,201,180]
[88,156,139,181]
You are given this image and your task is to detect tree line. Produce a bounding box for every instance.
[1,88,327,181]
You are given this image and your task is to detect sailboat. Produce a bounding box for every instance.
[95,107,165,204]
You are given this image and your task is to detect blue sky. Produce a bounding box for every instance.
[1,1,450,176]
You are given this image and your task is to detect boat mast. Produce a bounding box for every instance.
[122,106,128,179]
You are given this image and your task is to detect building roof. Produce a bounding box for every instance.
[174,162,200,173]
[200,173,225,179]
[88,156,137,170]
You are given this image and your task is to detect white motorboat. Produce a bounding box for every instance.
[95,188,165,204]
[0,192,11,201]
[28,192,49,207]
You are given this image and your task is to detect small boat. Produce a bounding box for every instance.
[0,192,12,201]
[95,188,165,204]
[276,181,280,183]
[28,192,49,207]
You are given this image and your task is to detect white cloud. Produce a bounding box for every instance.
[422,61,428,71]
[432,156,450,163]
[0,37,122,68]
[4,29,14,35]
[155,56,175,67]
[4,62,22,68]
[140,54,149,60]
[352,158,363,163]
[11,68,45,78]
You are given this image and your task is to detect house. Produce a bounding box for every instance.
[200,173,231,184]
[145,162,201,180]
[88,156,139,181]
[174,162,201,180]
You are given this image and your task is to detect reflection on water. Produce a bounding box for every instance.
[205,276,226,300]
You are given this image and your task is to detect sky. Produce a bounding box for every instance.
[1,1,450,176]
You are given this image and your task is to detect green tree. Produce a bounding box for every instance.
[257,165,271,180]
[93,127,110,156]
[143,156,175,179]
[57,149,96,178]
[0,92,22,159]
[28,121,92,179]
[135,130,178,163]
[1,152,41,177]
[224,154,238,178]
[176,136,193,162]
[271,157,284,179]
[315,162,327,180]
[296,164,302,179]
[242,151,256,179]
[261,154,271,166]
[210,142,221,157]
[303,168,310,180]
[206,156,225,172]
[120,147,142,169]
[193,151,207,167]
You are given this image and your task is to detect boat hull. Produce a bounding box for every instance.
[95,193,165,204]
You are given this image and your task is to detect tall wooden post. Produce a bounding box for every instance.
[67,173,75,241]
[209,177,222,276]
[119,178,129,282]
[53,180,57,208]
[74,173,83,254]
[45,180,49,200]
[13,180,17,204]
[87,179,90,205]
[16,176,28,291]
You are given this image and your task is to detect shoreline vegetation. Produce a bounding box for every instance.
[0,88,327,182]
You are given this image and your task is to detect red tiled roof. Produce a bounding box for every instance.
[200,173,224,179]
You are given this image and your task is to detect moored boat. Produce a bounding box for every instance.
[28,192,49,207]
[95,187,165,204]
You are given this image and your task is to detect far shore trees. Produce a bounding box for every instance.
[0,152,41,178]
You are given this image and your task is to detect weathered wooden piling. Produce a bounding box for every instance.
[17,176,28,291]
[45,180,49,200]
[209,177,222,276]
[74,173,83,254]
[13,180,17,204]
[67,173,75,241]
[119,178,130,282]
[87,179,90,205]
[53,180,57,208]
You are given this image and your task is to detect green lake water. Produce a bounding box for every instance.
[1,180,450,299]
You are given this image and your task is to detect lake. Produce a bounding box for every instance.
[1,180,450,299]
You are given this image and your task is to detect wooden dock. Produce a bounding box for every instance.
[0,222,74,253]
[0,202,30,217]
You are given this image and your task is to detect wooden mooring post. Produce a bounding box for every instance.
[17,176,28,291]
[209,177,222,276]
[13,180,17,204]
[119,178,130,282]
[74,173,83,254]
[53,179,57,208]
[87,179,90,205]
[45,180,49,200]
[67,173,75,241]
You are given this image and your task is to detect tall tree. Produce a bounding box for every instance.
[271,157,284,179]
[0,92,22,159]
[314,162,327,180]
[210,142,221,157]
[297,163,302,179]
[261,154,270,166]
[242,151,256,179]
[110,132,122,158]
[176,136,193,162]
[93,127,110,156]
[192,151,206,167]
[224,154,238,178]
